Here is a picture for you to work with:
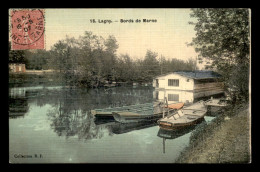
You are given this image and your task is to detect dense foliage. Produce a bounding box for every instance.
[9,42,26,64]
[9,31,196,87]
[189,8,250,103]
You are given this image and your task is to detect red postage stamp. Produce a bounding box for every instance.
[10,9,45,50]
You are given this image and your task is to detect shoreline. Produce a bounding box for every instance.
[175,102,251,163]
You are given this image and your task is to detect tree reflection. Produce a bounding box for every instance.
[9,88,29,118]
[11,86,155,140]
[110,121,157,134]
[45,88,118,140]
[9,97,29,118]
[157,118,206,154]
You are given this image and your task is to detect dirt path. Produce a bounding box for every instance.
[176,104,251,163]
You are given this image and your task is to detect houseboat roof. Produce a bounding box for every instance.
[154,71,222,79]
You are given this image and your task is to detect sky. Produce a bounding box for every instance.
[43,8,199,61]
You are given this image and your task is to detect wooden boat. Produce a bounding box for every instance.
[158,125,196,140]
[112,110,173,123]
[91,102,154,119]
[157,100,207,130]
[165,102,184,109]
[91,102,184,121]
[111,102,184,123]
[157,118,205,139]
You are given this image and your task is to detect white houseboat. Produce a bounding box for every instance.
[153,71,224,104]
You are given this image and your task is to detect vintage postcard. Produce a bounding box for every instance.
[9,8,251,163]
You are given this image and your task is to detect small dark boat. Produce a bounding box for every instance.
[157,100,207,130]
[104,83,116,88]
[204,98,228,107]
[91,110,115,120]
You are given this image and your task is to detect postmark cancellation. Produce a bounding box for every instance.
[9,9,45,50]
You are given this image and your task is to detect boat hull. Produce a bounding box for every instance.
[158,117,205,131]
[112,110,175,123]
[157,100,207,130]
[157,120,206,139]
[91,102,182,123]
[112,112,162,123]
[91,110,115,120]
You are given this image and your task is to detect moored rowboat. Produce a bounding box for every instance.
[112,109,176,123]
[157,100,207,130]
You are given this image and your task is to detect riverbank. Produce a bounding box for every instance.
[9,73,62,88]
[9,72,151,88]
[175,102,251,163]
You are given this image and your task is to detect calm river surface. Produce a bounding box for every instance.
[9,85,215,163]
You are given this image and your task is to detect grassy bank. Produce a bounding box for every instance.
[175,102,251,163]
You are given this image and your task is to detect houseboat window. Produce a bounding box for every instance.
[168,79,179,87]
[168,94,179,101]
[156,79,159,87]
[155,91,159,100]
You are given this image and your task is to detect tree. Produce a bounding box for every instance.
[48,40,72,85]
[104,35,118,54]
[45,31,198,87]
[78,32,107,87]
[103,35,119,82]
[189,8,250,102]
[24,50,50,70]
[140,50,160,82]
[9,41,26,64]
[115,54,135,82]
[48,32,120,87]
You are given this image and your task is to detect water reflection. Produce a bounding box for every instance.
[9,86,222,142]
[157,118,206,154]
[153,90,194,104]
[9,87,29,118]
[9,97,29,118]
[153,89,225,105]
[9,85,222,163]
[9,86,155,140]
[94,120,157,134]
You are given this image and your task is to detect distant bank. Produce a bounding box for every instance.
[9,69,55,75]
[24,69,55,75]
[9,71,61,88]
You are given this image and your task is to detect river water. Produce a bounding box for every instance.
[9,85,215,163]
